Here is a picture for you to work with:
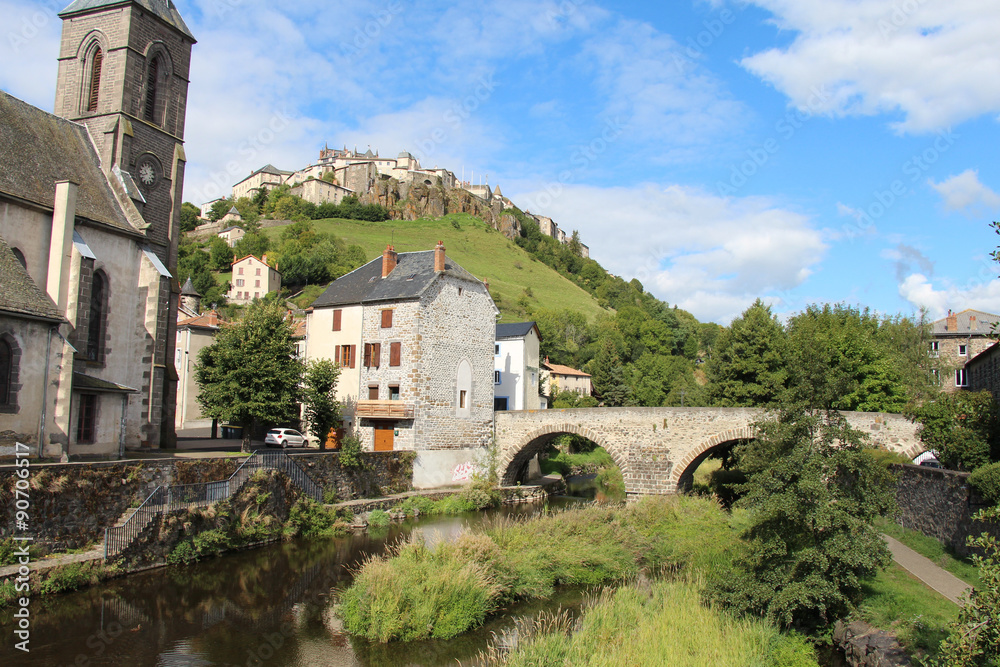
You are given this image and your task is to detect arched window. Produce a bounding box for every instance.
[11,248,26,270]
[144,56,159,123]
[87,271,107,361]
[86,46,103,112]
[456,359,472,418]
[0,338,12,406]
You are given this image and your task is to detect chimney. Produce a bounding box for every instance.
[483,277,490,291]
[946,310,957,332]
[970,314,978,331]
[47,180,78,311]
[207,310,219,326]
[381,244,397,278]
[434,240,446,273]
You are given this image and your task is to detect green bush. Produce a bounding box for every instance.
[367,509,390,529]
[969,461,1000,505]
[338,436,364,468]
[284,497,347,539]
[38,561,111,596]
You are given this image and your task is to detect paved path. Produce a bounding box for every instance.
[882,534,972,605]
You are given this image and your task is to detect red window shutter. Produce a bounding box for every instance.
[335,346,341,365]
[390,342,401,367]
[373,343,381,368]
[381,309,393,328]
[350,345,356,369]
[333,309,342,331]
[363,344,372,368]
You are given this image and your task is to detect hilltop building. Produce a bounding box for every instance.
[305,242,497,483]
[0,0,195,456]
[494,322,543,411]
[217,225,244,247]
[227,255,281,304]
[931,309,1000,390]
[232,164,294,201]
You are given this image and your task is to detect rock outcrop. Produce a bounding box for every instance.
[833,620,911,667]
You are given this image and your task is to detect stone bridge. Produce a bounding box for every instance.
[493,407,924,497]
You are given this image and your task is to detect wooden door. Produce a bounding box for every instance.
[373,422,394,451]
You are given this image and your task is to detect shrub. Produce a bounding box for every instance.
[969,461,1000,505]
[338,436,364,468]
[284,497,346,539]
[38,561,111,596]
[367,509,390,529]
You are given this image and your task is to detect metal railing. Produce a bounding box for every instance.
[105,450,321,560]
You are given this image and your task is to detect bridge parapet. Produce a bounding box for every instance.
[494,407,923,497]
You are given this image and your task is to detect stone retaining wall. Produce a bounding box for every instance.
[893,464,999,557]
[290,451,415,500]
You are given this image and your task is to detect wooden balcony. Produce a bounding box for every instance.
[354,400,414,419]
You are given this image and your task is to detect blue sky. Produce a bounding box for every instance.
[4,0,1000,324]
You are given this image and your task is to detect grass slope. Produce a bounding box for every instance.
[266,213,610,322]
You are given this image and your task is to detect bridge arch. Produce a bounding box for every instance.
[671,426,755,493]
[499,422,629,486]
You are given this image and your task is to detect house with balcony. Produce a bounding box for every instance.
[305,242,497,459]
[494,321,542,411]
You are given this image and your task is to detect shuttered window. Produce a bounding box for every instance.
[381,309,393,328]
[144,57,159,123]
[332,309,342,331]
[335,345,354,367]
[389,342,401,367]
[363,342,381,368]
[87,47,103,112]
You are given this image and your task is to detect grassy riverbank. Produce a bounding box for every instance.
[479,577,818,667]
[339,496,737,642]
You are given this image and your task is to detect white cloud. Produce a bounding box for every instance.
[742,0,1000,132]
[928,169,1000,216]
[899,273,1000,319]
[512,182,827,323]
[580,18,748,157]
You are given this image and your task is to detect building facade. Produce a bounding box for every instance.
[931,309,1000,391]
[0,0,194,457]
[542,359,593,398]
[174,311,220,430]
[305,242,497,454]
[494,322,542,411]
[227,255,281,303]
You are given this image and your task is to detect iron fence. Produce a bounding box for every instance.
[105,450,322,559]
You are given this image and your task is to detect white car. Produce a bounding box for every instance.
[264,428,309,448]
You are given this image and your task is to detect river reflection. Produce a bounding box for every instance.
[1,500,586,667]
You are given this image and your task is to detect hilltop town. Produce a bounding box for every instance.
[193,145,589,258]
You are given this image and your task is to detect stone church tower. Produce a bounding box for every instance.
[53,0,196,448]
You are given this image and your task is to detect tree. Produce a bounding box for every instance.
[707,299,788,407]
[935,506,1000,666]
[709,411,897,633]
[302,359,341,451]
[195,300,303,452]
[909,390,1000,471]
[180,202,201,232]
[208,236,234,271]
[208,198,233,222]
[589,337,631,406]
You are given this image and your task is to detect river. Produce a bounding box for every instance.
[1,499,587,667]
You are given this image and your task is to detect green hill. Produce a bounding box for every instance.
[265,213,610,323]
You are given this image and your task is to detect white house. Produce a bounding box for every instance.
[494,322,542,411]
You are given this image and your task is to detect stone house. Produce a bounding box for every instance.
[541,358,593,399]
[289,178,352,205]
[217,225,244,247]
[931,309,1000,391]
[227,254,281,304]
[494,322,542,411]
[231,164,294,201]
[0,0,195,457]
[305,242,497,461]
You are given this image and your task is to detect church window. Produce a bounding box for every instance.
[86,47,103,112]
[0,338,12,406]
[87,271,107,362]
[77,394,97,443]
[144,56,160,123]
[456,359,472,417]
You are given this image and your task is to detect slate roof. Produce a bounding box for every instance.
[931,309,1000,336]
[73,371,137,393]
[180,276,200,296]
[59,0,196,41]
[496,321,539,340]
[312,250,481,308]
[0,91,134,233]
[0,236,64,323]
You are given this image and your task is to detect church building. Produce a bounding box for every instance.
[0,0,195,458]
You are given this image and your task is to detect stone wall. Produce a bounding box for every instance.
[290,451,414,500]
[893,463,999,557]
